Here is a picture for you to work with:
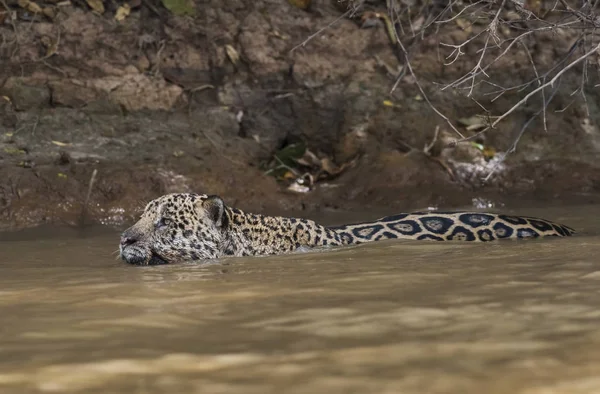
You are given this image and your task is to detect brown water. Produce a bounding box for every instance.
[1,206,600,394]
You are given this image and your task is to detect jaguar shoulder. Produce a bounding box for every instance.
[119,193,575,265]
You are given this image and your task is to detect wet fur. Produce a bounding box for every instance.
[119,193,575,265]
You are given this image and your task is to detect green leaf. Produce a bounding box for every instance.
[161,0,196,16]
[274,142,306,167]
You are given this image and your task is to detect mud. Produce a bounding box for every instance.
[1,0,600,231]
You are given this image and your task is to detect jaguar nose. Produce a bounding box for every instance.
[120,235,138,247]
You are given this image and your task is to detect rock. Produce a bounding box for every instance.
[0,96,18,127]
[334,123,369,163]
[50,77,178,113]
[1,78,51,111]
[87,75,186,112]
[49,80,100,108]
[238,11,287,75]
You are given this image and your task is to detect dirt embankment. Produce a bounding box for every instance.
[1,0,599,231]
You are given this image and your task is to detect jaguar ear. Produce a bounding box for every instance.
[201,195,227,228]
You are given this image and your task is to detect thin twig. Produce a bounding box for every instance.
[485,42,600,131]
[79,169,98,228]
[0,0,20,57]
[289,8,353,53]
[389,7,465,138]
[436,0,487,24]
[520,41,540,85]
[483,84,561,181]
[451,41,600,144]
[443,21,581,91]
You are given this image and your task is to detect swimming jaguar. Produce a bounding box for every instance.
[118,193,575,265]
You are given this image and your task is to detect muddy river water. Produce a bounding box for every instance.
[1,205,600,394]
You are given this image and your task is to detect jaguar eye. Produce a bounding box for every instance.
[157,218,171,229]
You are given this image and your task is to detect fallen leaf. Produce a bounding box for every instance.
[288,0,311,10]
[17,160,34,168]
[85,0,104,13]
[4,147,26,155]
[269,30,288,40]
[458,115,487,131]
[321,157,341,175]
[225,45,240,66]
[42,6,56,19]
[466,123,486,131]
[57,173,67,179]
[274,142,306,167]
[411,16,424,32]
[524,0,542,14]
[360,11,382,29]
[282,171,296,180]
[161,0,195,16]
[41,35,58,57]
[295,149,320,167]
[115,4,130,21]
[483,147,496,160]
[51,140,71,146]
[17,0,43,14]
[455,18,472,33]
[382,99,401,108]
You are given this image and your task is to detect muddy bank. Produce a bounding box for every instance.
[1,0,600,231]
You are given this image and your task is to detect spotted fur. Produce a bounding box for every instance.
[119,193,575,265]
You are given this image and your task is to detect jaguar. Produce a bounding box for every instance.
[118,193,575,265]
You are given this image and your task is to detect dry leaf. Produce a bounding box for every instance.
[383,99,401,108]
[18,0,43,14]
[524,0,542,14]
[410,16,424,32]
[458,115,488,131]
[288,0,311,10]
[455,18,472,33]
[483,147,496,160]
[51,140,71,146]
[41,35,58,57]
[282,171,296,181]
[466,123,486,131]
[86,0,104,14]
[115,4,130,21]
[321,157,341,175]
[42,6,56,19]
[225,44,239,66]
[295,149,320,167]
[4,147,26,154]
[269,30,288,40]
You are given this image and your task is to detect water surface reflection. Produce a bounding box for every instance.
[1,206,599,393]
